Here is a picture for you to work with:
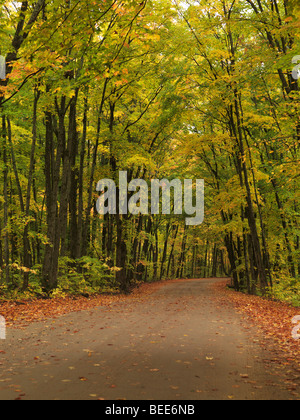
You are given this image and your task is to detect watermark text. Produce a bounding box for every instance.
[0,316,6,340]
[292,315,300,341]
[292,56,300,80]
[96,171,205,226]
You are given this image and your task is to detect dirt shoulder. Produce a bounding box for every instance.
[212,280,300,397]
[0,279,181,328]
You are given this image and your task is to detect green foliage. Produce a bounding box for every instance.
[272,275,300,308]
[55,257,118,297]
[0,0,299,302]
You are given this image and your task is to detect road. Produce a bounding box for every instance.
[0,278,294,400]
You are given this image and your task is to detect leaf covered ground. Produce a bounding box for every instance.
[1,278,300,377]
[0,281,166,329]
[1,278,298,400]
[212,280,300,396]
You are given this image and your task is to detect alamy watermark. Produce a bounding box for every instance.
[96,171,204,226]
[292,56,300,81]
[0,316,6,340]
[292,316,300,341]
[0,55,6,80]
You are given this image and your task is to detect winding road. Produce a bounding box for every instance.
[0,278,294,400]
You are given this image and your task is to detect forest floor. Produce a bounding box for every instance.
[0,278,299,400]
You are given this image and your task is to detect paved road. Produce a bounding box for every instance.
[0,279,294,400]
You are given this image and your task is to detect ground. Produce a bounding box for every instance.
[0,278,299,400]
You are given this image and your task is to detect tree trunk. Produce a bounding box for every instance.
[1,116,10,283]
[41,97,66,292]
[22,88,40,289]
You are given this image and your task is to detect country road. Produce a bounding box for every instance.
[0,279,295,400]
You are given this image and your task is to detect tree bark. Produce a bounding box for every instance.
[1,116,10,283]
[41,97,66,292]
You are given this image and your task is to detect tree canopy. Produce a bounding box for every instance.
[0,0,299,304]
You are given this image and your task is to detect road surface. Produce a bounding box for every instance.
[0,278,294,400]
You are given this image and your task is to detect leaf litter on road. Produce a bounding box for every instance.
[212,280,300,397]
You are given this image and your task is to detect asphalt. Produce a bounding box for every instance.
[0,278,294,400]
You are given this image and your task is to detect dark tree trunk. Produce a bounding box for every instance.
[42,97,66,292]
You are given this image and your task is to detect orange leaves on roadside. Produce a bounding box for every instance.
[212,281,300,364]
[0,279,170,330]
[0,295,119,329]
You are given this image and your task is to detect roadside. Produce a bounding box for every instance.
[0,278,298,400]
[0,280,166,329]
[212,280,300,398]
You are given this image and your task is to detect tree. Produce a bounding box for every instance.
[0,0,298,303]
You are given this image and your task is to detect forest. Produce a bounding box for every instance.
[0,0,299,304]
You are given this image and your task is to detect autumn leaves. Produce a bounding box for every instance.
[0,0,299,298]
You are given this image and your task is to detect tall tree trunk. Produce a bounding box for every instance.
[83,79,108,255]
[1,116,10,283]
[66,91,79,259]
[231,91,269,292]
[160,222,170,280]
[77,94,88,259]
[177,225,188,279]
[166,224,179,279]
[41,97,66,292]
[23,88,40,289]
